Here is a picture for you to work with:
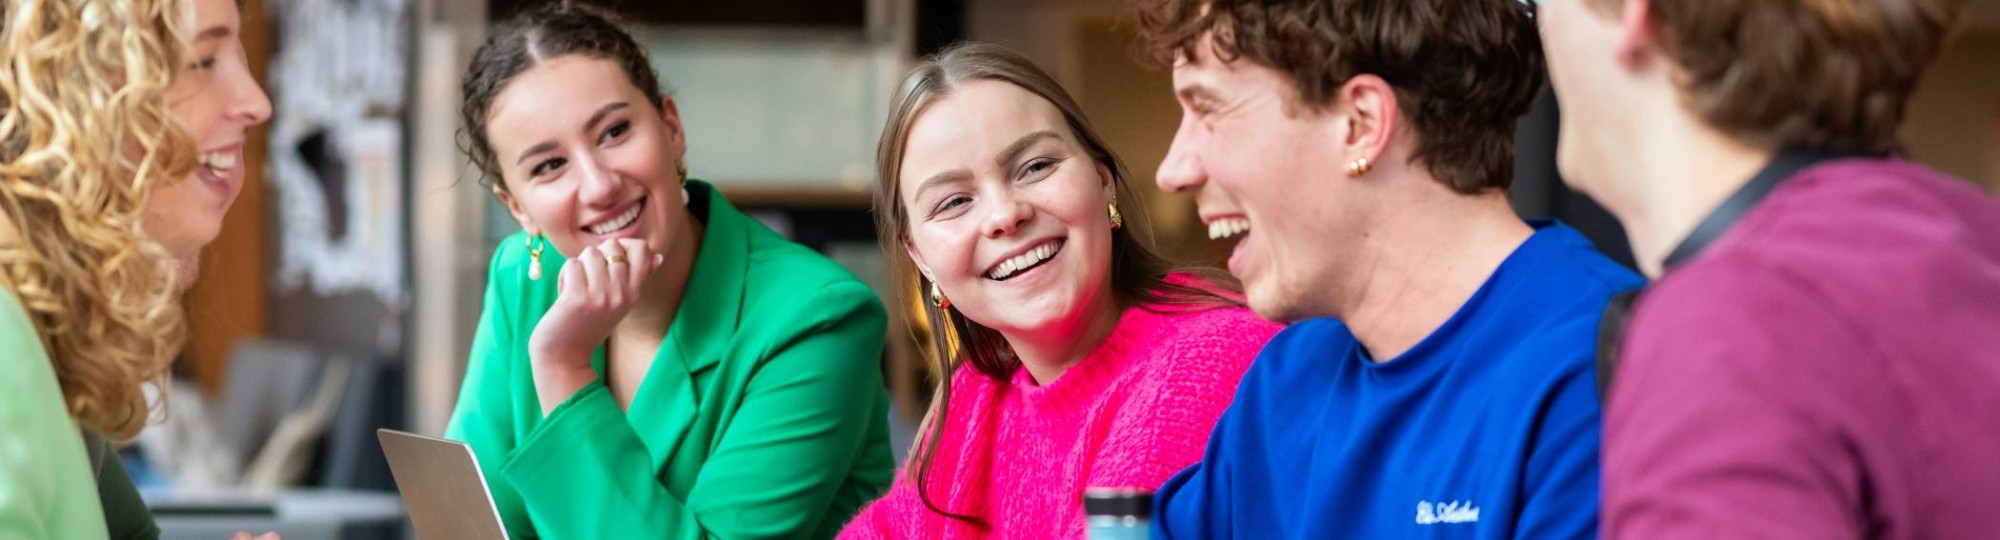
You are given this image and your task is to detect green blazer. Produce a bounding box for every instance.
[0,290,110,539]
[445,181,894,539]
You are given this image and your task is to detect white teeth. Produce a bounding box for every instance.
[1207,218,1251,240]
[198,151,239,171]
[587,203,643,235]
[986,240,1062,280]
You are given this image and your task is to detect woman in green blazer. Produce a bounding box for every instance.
[443,5,893,539]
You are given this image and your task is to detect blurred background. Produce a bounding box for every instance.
[145,0,2000,537]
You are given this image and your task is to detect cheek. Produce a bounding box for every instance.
[166,89,215,142]
[909,225,976,279]
[611,144,669,182]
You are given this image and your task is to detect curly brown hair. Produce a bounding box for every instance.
[1136,0,1545,194]
[1592,0,1967,154]
[1,0,195,440]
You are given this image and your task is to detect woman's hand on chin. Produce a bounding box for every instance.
[527,238,663,414]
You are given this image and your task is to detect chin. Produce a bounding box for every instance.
[1245,279,1312,324]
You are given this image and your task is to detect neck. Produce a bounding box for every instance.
[1002,288,1125,386]
[1338,188,1533,362]
[1617,112,1774,277]
[618,214,704,340]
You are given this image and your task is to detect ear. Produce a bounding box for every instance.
[1096,161,1117,203]
[492,184,539,236]
[1336,74,1399,171]
[1614,0,1661,70]
[902,238,939,286]
[657,95,687,158]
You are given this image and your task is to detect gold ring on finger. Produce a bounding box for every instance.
[605,253,626,265]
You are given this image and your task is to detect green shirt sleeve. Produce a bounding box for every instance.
[497,282,888,540]
[0,293,111,539]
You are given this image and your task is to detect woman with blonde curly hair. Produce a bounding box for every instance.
[1,0,270,536]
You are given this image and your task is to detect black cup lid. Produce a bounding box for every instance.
[1082,487,1153,517]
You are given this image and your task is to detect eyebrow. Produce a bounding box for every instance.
[513,102,631,166]
[909,130,1063,204]
[194,25,233,43]
[995,130,1061,172]
[1175,83,1221,106]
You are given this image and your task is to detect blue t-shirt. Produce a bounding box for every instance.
[1153,221,1642,539]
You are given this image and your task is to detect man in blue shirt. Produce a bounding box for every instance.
[1137,0,1642,537]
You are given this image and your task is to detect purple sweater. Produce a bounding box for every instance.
[1604,158,2000,539]
[840,302,1280,539]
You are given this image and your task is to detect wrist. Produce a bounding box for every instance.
[530,364,597,416]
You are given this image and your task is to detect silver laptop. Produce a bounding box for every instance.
[377,429,511,540]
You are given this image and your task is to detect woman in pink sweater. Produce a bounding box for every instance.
[845,42,1281,538]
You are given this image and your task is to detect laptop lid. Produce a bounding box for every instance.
[377,428,511,540]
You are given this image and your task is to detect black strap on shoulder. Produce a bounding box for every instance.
[1661,146,1855,269]
[1595,146,1861,402]
[1595,290,1640,402]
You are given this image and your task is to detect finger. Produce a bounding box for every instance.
[615,239,650,289]
[230,533,252,540]
[580,244,608,304]
[556,256,582,296]
[258,533,281,540]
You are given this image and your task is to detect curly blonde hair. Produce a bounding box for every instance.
[1,0,195,440]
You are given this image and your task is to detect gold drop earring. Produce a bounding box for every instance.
[929,282,951,309]
[526,233,547,281]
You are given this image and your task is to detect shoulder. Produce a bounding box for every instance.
[1713,160,2000,314]
[1528,222,1645,307]
[738,222,885,323]
[1116,305,1278,388]
[480,230,557,317]
[1144,305,1282,355]
[488,230,536,275]
[0,289,57,391]
[0,289,46,363]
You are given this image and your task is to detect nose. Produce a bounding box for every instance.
[227,59,272,127]
[1156,117,1206,194]
[980,189,1032,239]
[575,154,622,207]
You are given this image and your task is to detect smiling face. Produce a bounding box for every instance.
[145,0,273,267]
[484,55,689,259]
[1156,34,1370,323]
[898,79,1119,339]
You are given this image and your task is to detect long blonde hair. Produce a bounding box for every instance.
[875,42,1241,524]
[1,0,195,440]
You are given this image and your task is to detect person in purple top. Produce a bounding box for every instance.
[1537,0,2000,538]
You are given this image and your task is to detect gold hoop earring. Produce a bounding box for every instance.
[526,234,547,281]
[1108,203,1124,229]
[929,282,951,309]
[1347,157,1372,177]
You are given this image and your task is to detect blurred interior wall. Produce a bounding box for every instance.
[1905,25,2000,193]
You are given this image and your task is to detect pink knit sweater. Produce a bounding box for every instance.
[839,301,1281,539]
